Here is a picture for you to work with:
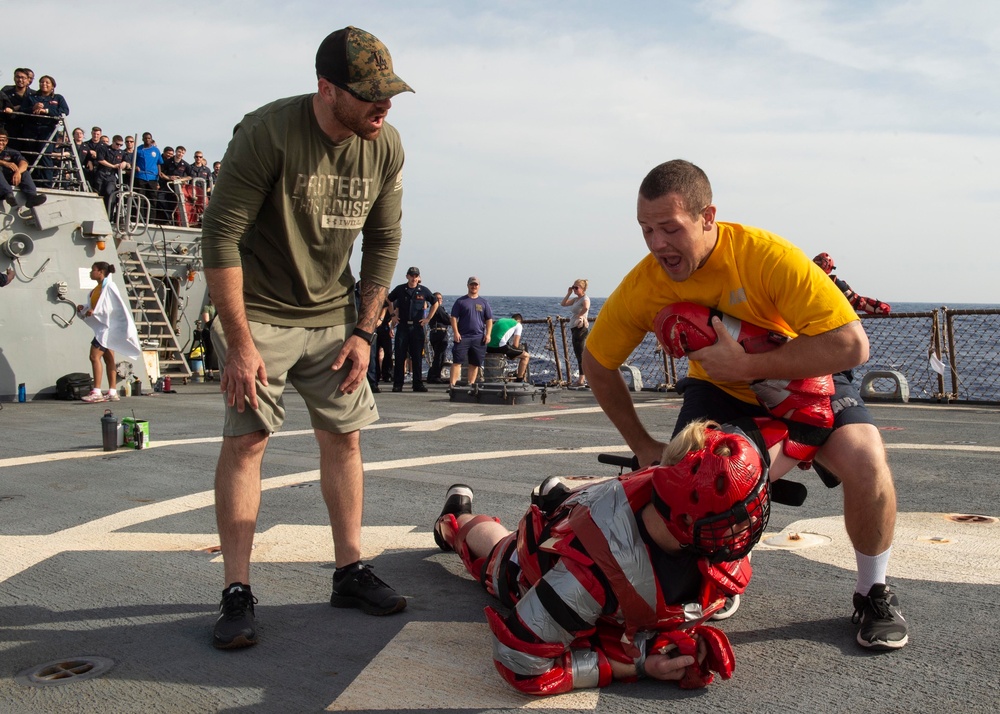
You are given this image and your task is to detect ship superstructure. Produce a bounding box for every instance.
[0,121,209,401]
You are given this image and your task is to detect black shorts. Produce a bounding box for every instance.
[487,344,525,358]
[672,372,874,437]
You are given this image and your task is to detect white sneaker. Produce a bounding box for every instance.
[81,389,106,403]
[710,594,740,621]
[106,390,120,401]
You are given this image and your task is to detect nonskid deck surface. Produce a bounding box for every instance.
[2,384,998,713]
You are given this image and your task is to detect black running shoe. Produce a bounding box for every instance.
[213,583,258,649]
[852,583,909,650]
[330,563,406,615]
[433,484,474,551]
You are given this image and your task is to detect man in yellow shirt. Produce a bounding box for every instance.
[585,159,907,651]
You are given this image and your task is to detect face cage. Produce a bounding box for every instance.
[691,474,771,563]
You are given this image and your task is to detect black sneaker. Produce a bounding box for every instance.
[3,194,16,207]
[852,583,908,650]
[413,383,428,392]
[25,193,47,208]
[213,583,258,649]
[433,484,474,551]
[330,563,406,615]
[391,385,403,392]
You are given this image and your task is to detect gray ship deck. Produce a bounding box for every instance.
[1,385,998,712]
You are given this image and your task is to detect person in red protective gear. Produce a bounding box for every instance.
[433,419,812,696]
[813,253,891,315]
[584,160,908,653]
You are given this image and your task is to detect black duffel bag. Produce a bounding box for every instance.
[56,372,94,400]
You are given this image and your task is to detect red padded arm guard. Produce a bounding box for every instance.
[486,607,613,695]
[654,303,787,359]
[750,375,834,429]
[854,294,891,315]
[753,416,825,464]
[655,303,834,429]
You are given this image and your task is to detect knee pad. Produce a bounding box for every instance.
[443,513,501,581]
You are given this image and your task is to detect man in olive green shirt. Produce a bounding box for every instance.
[201,26,414,649]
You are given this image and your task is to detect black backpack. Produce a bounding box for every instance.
[56,372,94,400]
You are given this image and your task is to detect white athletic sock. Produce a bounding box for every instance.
[855,547,892,595]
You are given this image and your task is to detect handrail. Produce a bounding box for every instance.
[509,310,1000,402]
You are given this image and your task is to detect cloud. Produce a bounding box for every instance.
[4,0,997,301]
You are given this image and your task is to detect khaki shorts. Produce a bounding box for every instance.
[211,320,379,436]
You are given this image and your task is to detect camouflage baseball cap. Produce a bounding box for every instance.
[316,26,414,102]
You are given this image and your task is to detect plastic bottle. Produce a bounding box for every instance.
[101,409,119,451]
[17,383,26,403]
[163,375,172,392]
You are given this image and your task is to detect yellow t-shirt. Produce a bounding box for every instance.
[587,222,858,403]
[89,282,104,309]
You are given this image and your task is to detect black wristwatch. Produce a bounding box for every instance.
[352,327,376,344]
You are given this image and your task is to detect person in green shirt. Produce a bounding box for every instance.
[201,26,414,650]
[486,313,530,382]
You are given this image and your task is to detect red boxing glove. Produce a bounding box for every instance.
[654,303,787,359]
[647,626,735,689]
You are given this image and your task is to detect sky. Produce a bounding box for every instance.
[6,0,999,302]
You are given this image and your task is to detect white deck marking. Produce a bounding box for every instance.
[758,512,999,584]
[327,621,598,711]
[0,404,664,468]
[0,444,635,584]
[400,412,486,431]
[2,432,994,470]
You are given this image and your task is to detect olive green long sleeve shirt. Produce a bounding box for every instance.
[201,94,404,327]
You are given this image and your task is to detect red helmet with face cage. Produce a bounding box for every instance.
[813,252,835,274]
[651,425,770,562]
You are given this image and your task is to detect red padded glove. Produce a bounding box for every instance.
[647,626,735,689]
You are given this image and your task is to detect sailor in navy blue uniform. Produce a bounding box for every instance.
[80,127,103,189]
[159,147,191,224]
[188,151,212,224]
[0,69,36,151]
[387,267,439,392]
[0,130,46,207]
[94,136,128,209]
[426,292,451,383]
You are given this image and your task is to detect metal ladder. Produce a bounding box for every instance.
[117,239,192,377]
